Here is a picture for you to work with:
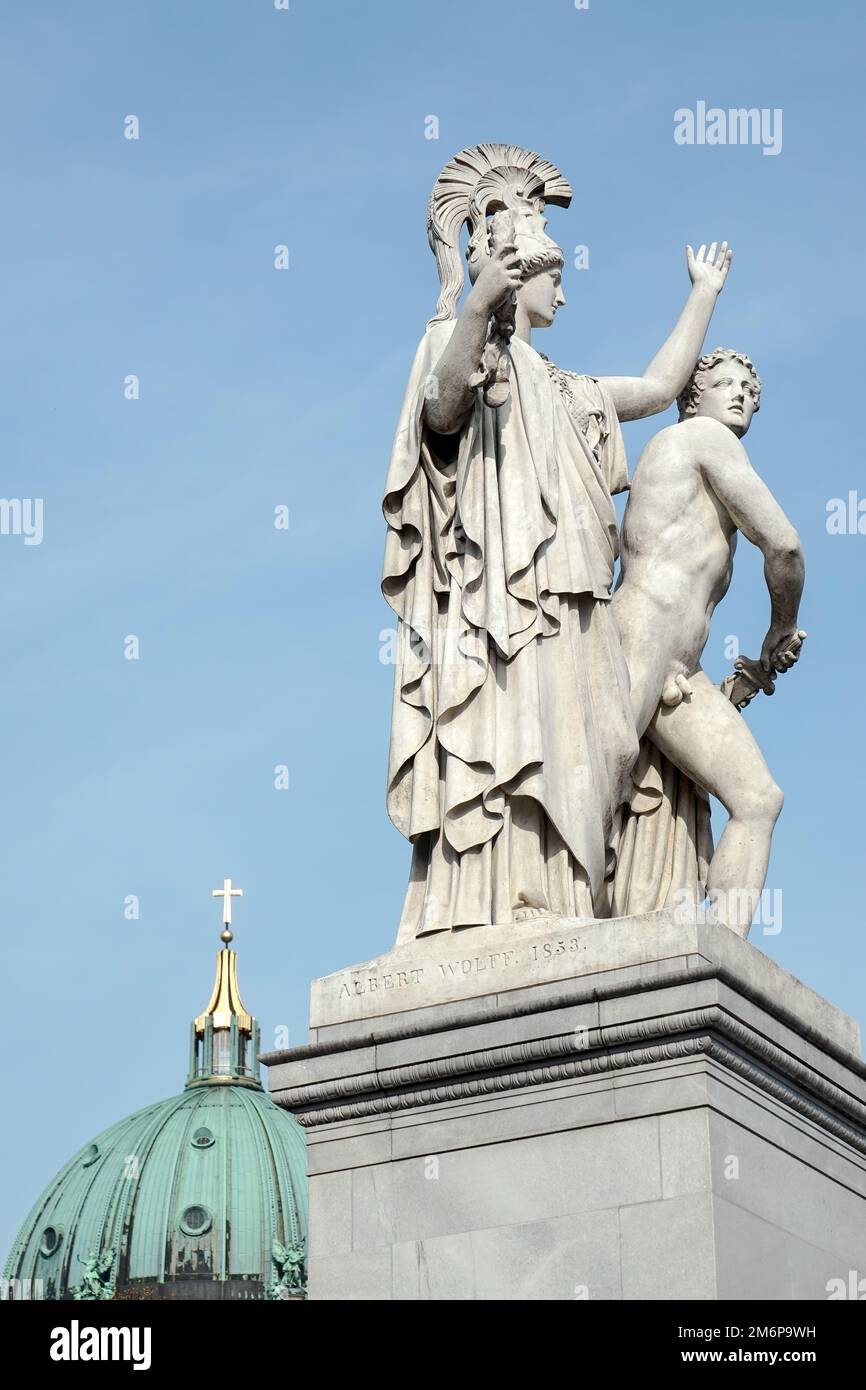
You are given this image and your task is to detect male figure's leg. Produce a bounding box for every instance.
[646,669,784,937]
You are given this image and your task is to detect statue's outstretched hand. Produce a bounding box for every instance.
[686,241,733,294]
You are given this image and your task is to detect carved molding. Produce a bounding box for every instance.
[262,956,866,1084]
[275,1004,866,1153]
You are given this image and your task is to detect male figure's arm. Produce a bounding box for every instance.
[598,243,732,422]
[693,418,805,672]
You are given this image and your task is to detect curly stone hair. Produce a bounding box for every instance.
[677,347,762,420]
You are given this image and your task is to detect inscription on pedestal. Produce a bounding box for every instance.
[312,913,694,1028]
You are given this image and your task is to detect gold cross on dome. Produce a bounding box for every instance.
[212,877,243,939]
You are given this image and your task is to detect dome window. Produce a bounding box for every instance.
[179,1205,213,1237]
[39,1225,64,1257]
[191,1127,215,1149]
[81,1143,100,1167]
[213,1030,231,1074]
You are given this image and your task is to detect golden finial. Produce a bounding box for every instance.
[195,877,252,1035]
[212,877,243,943]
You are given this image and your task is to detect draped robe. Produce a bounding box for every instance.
[610,740,713,917]
[382,322,640,939]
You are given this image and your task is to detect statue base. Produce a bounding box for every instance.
[264,910,866,1300]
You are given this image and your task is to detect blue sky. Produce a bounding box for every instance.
[3,0,865,1256]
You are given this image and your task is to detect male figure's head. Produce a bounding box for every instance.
[677,347,762,438]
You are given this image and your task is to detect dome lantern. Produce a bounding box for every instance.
[187,878,260,1089]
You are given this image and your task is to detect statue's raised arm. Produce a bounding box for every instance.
[598,242,733,421]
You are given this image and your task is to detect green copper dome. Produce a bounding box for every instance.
[4,880,308,1301]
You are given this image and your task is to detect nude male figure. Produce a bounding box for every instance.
[612,348,805,937]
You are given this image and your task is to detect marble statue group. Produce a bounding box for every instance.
[382,143,805,943]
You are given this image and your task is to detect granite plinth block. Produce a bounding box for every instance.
[263,911,866,1300]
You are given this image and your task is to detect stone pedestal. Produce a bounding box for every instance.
[264,911,866,1300]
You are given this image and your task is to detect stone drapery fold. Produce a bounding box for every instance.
[610,740,714,917]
